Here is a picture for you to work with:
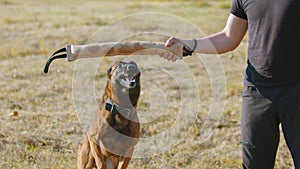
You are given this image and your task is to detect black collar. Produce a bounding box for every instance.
[105,98,133,118]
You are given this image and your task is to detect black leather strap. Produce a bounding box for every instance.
[44,47,67,73]
[51,47,66,56]
[105,102,118,116]
[183,39,197,56]
[105,100,132,118]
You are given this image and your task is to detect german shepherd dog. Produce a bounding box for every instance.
[77,61,140,169]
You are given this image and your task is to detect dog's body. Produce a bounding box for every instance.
[77,61,141,169]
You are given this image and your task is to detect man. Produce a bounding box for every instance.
[160,0,300,168]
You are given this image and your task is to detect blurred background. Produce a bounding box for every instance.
[0,0,293,168]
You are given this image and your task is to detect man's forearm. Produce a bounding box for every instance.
[183,31,238,55]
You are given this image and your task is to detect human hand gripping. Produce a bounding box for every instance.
[159,37,197,62]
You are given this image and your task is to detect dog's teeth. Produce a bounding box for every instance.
[125,76,135,82]
[125,76,133,81]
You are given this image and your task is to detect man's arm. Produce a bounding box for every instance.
[161,14,248,61]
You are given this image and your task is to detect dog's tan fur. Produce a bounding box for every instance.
[77,61,140,169]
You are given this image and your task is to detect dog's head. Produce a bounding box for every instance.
[106,61,140,107]
[107,61,140,90]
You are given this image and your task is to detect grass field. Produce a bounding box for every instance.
[0,0,294,168]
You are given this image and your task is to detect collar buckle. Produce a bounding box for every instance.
[105,98,132,118]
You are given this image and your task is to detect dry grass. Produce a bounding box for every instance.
[0,0,294,168]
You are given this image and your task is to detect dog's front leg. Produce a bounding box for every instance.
[117,157,131,169]
[89,139,105,169]
[117,148,134,169]
[77,135,97,169]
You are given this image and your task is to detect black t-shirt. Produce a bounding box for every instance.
[230,0,300,86]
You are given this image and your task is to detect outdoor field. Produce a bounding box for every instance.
[0,0,294,168]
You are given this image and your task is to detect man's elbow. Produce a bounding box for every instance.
[221,39,241,54]
[215,33,241,54]
[216,44,237,54]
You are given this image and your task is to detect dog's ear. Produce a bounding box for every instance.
[106,66,112,76]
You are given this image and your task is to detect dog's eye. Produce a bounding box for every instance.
[116,63,122,70]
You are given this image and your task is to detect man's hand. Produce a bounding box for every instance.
[159,37,182,62]
[160,37,196,62]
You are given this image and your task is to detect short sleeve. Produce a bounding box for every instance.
[230,0,247,20]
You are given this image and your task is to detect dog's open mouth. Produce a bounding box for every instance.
[120,74,137,88]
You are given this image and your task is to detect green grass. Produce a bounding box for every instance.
[0,0,293,168]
